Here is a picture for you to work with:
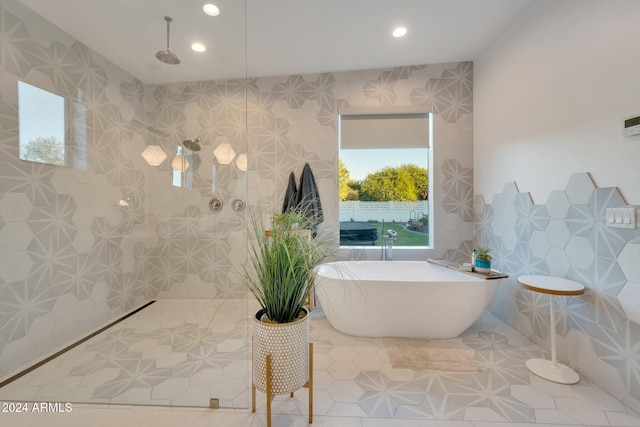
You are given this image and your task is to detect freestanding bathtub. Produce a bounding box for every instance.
[314,261,501,339]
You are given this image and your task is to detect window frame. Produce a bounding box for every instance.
[337,108,434,250]
[18,80,70,167]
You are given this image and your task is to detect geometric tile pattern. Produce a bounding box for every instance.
[247,63,475,264]
[0,299,249,408]
[256,306,640,424]
[4,299,640,426]
[0,0,476,398]
[475,171,640,413]
[0,0,153,379]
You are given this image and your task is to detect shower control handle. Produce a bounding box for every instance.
[232,198,246,212]
[209,197,223,212]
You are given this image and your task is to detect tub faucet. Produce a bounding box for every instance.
[382,229,397,261]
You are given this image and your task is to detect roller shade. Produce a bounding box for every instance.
[340,112,429,150]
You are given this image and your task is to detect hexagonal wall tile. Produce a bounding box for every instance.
[618,243,640,283]
[503,228,519,251]
[491,193,506,217]
[72,206,95,229]
[565,205,594,237]
[0,222,34,251]
[502,182,519,204]
[0,192,33,221]
[545,220,570,248]
[90,174,112,196]
[50,169,74,195]
[503,204,518,228]
[529,231,550,259]
[545,248,570,277]
[590,223,626,259]
[473,194,486,216]
[592,257,626,296]
[0,250,34,282]
[588,187,625,221]
[72,229,96,253]
[565,173,596,205]
[545,191,570,219]
[565,236,595,270]
[491,211,506,238]
[618,282,640,324]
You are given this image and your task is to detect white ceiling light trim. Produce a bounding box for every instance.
[203,4,220,16]
[191,42,206,52]
[392,26,407,38]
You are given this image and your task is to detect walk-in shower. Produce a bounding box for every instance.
[0,0,249,411]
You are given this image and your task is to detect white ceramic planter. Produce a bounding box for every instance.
[252,307,310,395]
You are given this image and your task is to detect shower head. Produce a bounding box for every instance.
[156,50,180,65]
[155,16,181,65]
[183,138,201,151]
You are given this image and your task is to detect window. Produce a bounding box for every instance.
[339,109,432,248]
[18,81,67,166]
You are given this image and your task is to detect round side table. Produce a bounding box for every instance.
[518,275,585,385]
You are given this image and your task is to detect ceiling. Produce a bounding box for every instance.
[18,0,532,85]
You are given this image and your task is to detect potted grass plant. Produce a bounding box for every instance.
[241,205,331,422]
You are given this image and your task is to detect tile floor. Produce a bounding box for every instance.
[0,299,251,408]
[2,299,640,427]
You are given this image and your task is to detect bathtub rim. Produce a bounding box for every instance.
[314,260,487,283]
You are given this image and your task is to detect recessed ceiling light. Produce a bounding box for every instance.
[203,4,220,16]
[191,43,206,53]
[392,27,407,38]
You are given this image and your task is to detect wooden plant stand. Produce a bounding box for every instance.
[252,342,314,427]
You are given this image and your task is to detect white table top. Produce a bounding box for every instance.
[518,275,585,296]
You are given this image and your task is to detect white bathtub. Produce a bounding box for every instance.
[314,261,500,339]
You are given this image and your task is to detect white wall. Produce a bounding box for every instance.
[473,0,640,410]
[474,0,640,205]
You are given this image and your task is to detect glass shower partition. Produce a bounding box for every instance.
[0,0,249,410]
[144,4,250,409]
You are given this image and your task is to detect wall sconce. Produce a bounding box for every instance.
[171,146,190,172]
[235,153,247,171]
[141,145,167,166]
[213,141,236,164]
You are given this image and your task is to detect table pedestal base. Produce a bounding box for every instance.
[526,358,580,384]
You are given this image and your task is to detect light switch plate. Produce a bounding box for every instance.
[606,207,637,229]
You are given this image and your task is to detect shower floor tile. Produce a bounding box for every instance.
[0,299,251,408]
[2,299,640,426]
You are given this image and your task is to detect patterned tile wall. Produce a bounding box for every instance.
[244,63,475,263]
[143,80,248,299]
[475,173,640,412]
[151,63,477,297]
[0,0,154,377]
[0,0,478,381]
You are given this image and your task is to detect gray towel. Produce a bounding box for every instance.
[296,163,323,236]
[282,172,298,213]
